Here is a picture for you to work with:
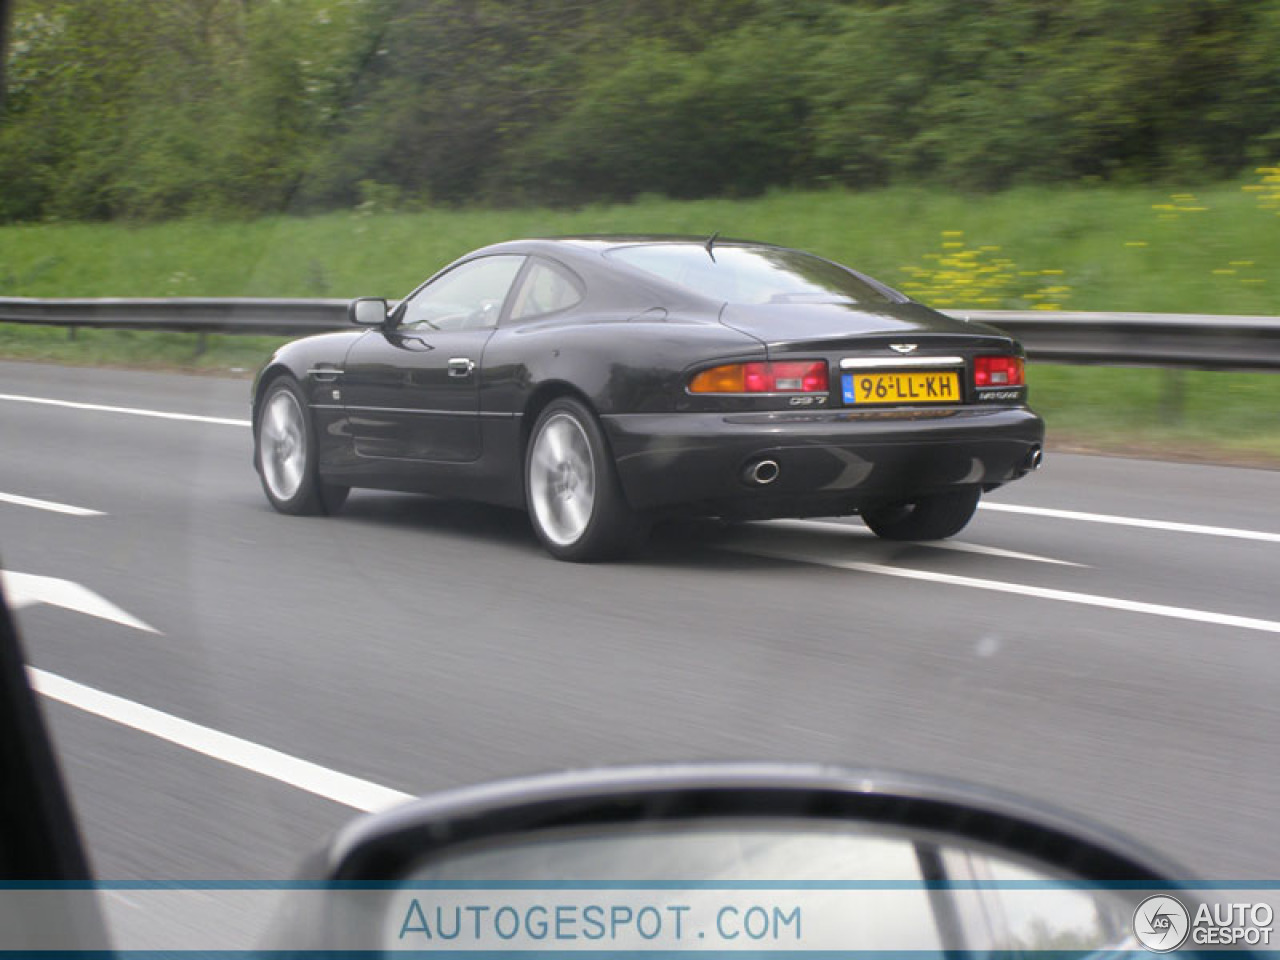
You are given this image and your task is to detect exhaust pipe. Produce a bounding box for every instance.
[1026,446,1043,472]
[744,459,780,486]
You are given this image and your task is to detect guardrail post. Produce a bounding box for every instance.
[1160,369,1187,424]
[194,331,208,357]
[67,326,77,342]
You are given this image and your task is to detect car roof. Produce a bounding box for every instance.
[453,235,898,311]
[470,235,789,259]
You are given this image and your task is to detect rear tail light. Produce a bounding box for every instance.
[689,360,829,394]
[974,355,1025,387]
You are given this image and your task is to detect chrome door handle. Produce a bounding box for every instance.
[448,357,476,378]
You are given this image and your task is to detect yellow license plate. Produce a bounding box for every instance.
[842,371,960,405]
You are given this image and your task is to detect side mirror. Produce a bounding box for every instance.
[349,297,390,327]
[265,765,1203,955]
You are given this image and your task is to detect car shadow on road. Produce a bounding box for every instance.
[334,492,543,553]
[329,493,786,567]
[325,492,888,573]
[641,519,838,572]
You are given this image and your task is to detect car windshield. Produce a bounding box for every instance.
[606,244,900,305]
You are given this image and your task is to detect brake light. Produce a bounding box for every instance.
[689,361,829,394]
[974,355,1025,387]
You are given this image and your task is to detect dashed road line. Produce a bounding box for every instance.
[726,542,1280,635]
[0,491,104,516]
[29,668,413,813]
[0,393,250,427]
[981,502,1280,544]
[777,519,1085,567]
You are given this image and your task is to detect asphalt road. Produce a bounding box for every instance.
[2,358,1279,896]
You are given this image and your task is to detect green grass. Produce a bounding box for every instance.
[2,183,1278,465]
[1029,365,1280,464]
[2,182,1278,310]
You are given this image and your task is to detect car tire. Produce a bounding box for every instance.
[525,397,646,562]
[256,377,349,516]
[861,487,981,541]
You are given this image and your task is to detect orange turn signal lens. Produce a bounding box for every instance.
[689,364,748,393]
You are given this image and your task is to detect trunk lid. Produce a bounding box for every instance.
[719,301,1015,354]
[720,301,1023,409]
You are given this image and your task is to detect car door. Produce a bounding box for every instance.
[341,254,525,462]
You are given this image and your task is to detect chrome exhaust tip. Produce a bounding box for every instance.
[1027,446,1044,472]
[744,459,780,486]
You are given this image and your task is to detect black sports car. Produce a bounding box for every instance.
[252,236,1044,561]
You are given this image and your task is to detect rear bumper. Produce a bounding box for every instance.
[602,406,1045,518]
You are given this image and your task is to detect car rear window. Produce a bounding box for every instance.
[606,244,901,306]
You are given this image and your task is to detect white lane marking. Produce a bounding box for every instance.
[773,519,1084,567]
[726,543,1280,635]
[0,393,250,428]
[28,667,413,813]
[980,502,1280,544]
[0,491,104,516]
[1,571,158,634]
[3,389,1276,547]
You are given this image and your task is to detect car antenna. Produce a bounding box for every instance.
[704,231,720,263]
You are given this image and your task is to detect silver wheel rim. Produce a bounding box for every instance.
[261,388,307,501]
[529,413,596,547]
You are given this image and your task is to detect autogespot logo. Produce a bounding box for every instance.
[1134,895,1191,952]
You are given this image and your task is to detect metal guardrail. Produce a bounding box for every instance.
[1,297,1279,371]
[0,297,350,336]
[963,310,1280,372]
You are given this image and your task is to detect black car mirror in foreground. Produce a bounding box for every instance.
[350,297,391,326]
[262,764,1207,955]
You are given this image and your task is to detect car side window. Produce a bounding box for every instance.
[400,255,525,331]
[509,259,583,321]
